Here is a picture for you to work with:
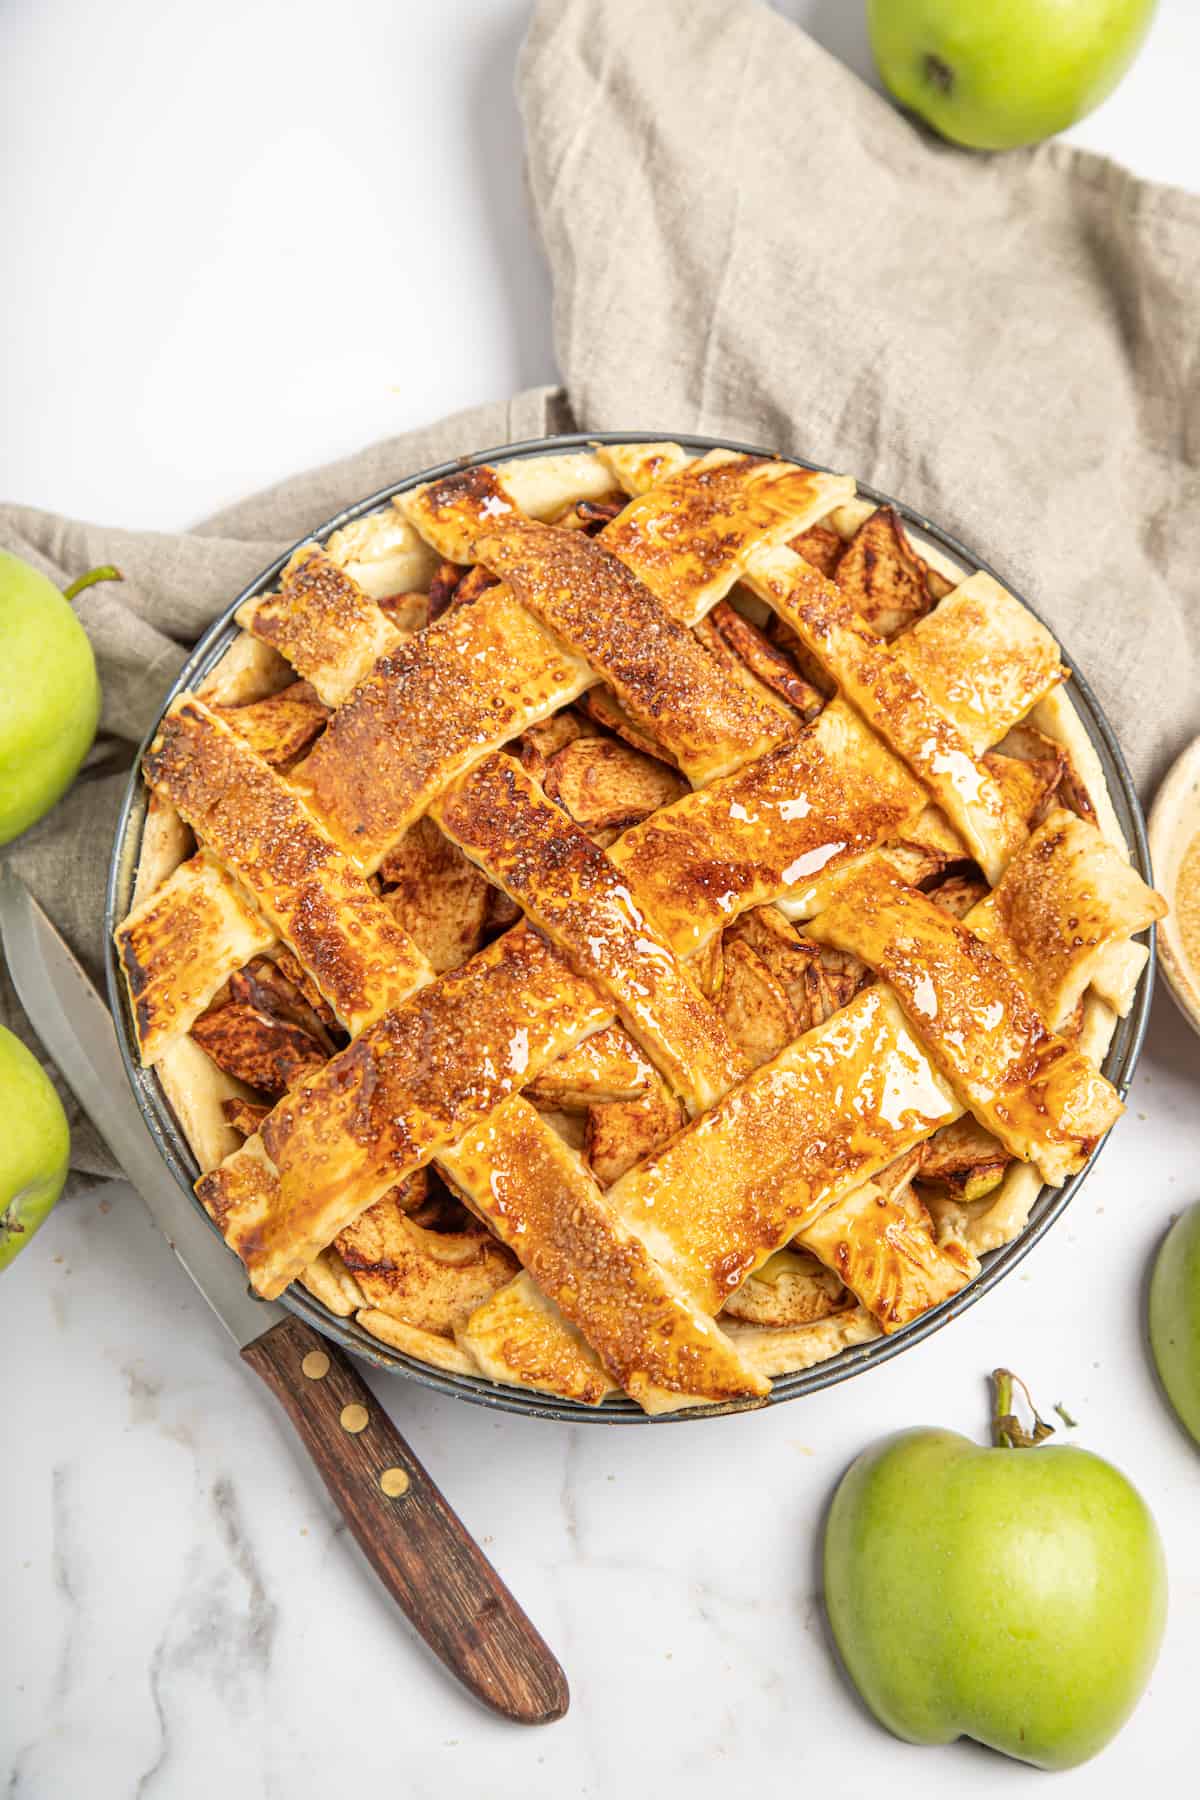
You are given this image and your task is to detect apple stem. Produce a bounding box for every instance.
[991,1368,1056,1450]
[63,564,123,602]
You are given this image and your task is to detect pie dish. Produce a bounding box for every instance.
[107,434,1164,1419]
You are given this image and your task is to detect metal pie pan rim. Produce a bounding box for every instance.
[104,430,1155,1425]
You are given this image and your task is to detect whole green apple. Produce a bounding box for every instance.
[1149,1200,1200,1445]
[824,1375,1166,1770]
[868,0,1158,151]
[0,1023,70,1271]
[0,549,104,845]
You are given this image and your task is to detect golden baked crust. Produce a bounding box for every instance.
[747,547,1047,881]
[199,923,610,1295]
[459,1273,614,1405]
[298,585,590,865]
[604,985,960,1315]
[433,752,746,1112]
[117,852,274,1064]
[238,545,403,706]
[806,865,1122,1186]
[796,1172,978,1334]
[609,700,924,953]
[966,806,1166,1029]
[138,696,432,1030]
[473,519,797,784]
[116,442,1163,1414]
[440,1098,769,1415]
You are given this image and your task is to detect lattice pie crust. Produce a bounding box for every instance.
[115,444,1165,1415]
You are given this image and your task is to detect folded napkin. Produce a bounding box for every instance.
[5,0,1198,1180]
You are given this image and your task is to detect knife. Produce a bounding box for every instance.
[0,865,568,1726]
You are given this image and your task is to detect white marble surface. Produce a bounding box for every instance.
[3,3,1199,1795]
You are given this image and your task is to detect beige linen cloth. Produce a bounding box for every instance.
[3,0,1197,1181]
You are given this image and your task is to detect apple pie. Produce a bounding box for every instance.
[114,441,1165,1415]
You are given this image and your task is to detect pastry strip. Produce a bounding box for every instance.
[141,696,432,1032]
[402,451,854,626]
[594,449,853,620]
[609,701,925,955]
[806,865,1123,1184]
[198,924,611,1295]
[237,545,402,707]
[296,584,592,866]
[604,984,961,1314]
[746,545,1023,883]
[894,572,1065,755]
[964,807,1165,1030]
[115,852,275,1065]
[458,1272,615,1406]
[472,519,796,784]
[795,1178,978,1333]
[458,993,973,1390]
[439,1097,770,1415]
[433,754,746,1112]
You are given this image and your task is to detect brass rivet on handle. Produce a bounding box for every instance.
[340,1403,369,1434]
[301,1350,330,1381]
[379,1467,411,1498]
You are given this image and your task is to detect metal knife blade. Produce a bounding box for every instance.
[0,864,279,1346]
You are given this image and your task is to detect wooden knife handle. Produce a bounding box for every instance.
[242,1313,568,1725]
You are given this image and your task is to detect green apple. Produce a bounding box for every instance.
[868,0,1158,151]
[0,550,105,844]
[1149,1201,1200,1445]
[824,1372,1166,1770]
[0,1023,70,1271]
